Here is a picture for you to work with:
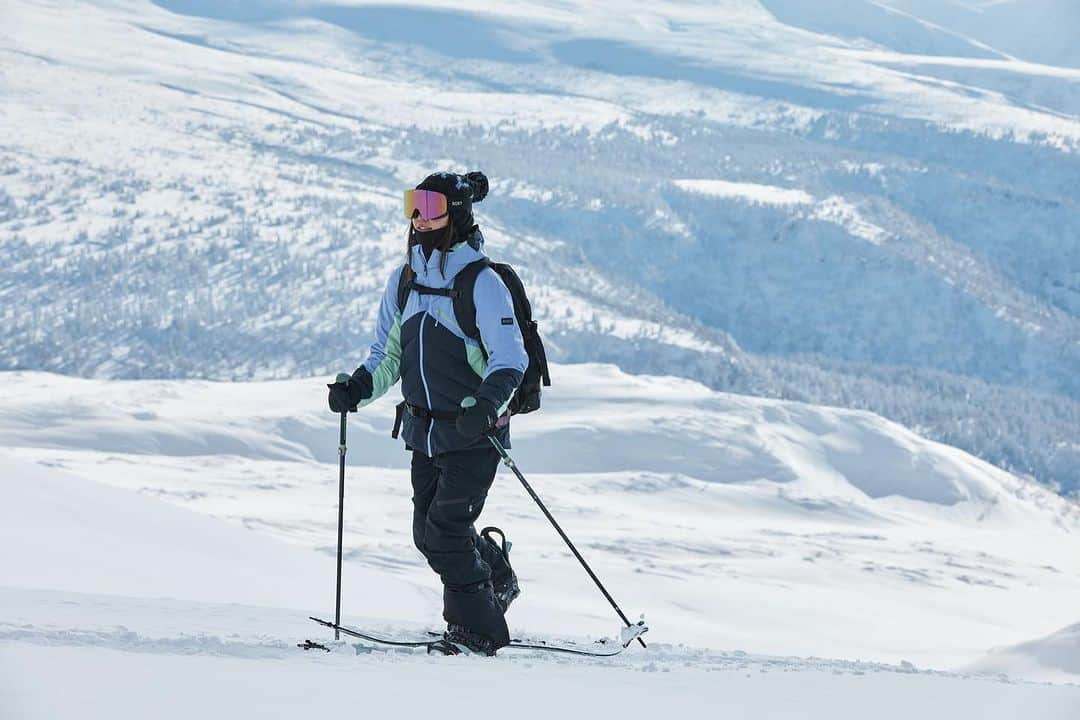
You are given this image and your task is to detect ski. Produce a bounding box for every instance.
[421,629,638,657]
[307,616,435,649]
[506,638,626,657]
[306,616,646,658]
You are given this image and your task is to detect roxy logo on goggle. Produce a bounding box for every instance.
[404,189,450,220]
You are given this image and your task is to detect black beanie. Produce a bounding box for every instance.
[416,171,489,237]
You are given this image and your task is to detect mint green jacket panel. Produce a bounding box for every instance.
[357,270,404,409]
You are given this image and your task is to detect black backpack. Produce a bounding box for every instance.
[397,260,551,415]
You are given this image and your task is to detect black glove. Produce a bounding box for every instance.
[327,368,373,413]
[456,396,499,440]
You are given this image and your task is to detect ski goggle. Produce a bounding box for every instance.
[403,189,448,220]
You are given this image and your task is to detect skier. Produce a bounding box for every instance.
[328,171,527,656]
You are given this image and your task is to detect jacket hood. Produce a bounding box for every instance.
[408,227,487,288]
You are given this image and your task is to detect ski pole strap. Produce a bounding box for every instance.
[392,401,406,439]
[480,526,512,566]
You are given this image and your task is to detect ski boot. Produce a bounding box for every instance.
[481,526,520,613]
[429,624,498,656]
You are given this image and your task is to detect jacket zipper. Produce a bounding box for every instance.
[417,310,435,457]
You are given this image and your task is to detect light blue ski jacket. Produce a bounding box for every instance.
[355,229,528,456]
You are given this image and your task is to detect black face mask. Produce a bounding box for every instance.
[415,227,447,259]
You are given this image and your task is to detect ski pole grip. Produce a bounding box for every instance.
[335,372,351,385]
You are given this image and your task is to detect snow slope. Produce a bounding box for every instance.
[0,456,431,617]
[970,623,1080,686]
[3,366,1080,717]
[5,587,1079,720]
[2,366,1078,676]
[6,588,1079,720]
[885,0,1080,69]
[762,0,1080,69]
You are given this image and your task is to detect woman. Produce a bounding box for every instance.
[328,171,528,656]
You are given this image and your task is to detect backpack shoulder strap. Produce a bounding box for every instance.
[489,262,533,322]
[452,259,491,342]
[395,263,413,313]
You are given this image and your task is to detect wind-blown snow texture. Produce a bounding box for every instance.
[969,622,1080,686]
[1,0,1079,494]
[2,367,1079,717]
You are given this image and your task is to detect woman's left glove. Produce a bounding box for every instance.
[456,396,499,439]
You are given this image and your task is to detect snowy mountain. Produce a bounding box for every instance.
[2,0,1080,492]
[4,5,1080,714]
[2,0,1079,495]
[2,366,1079,716]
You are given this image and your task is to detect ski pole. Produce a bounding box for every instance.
[485,433,647,649]
[333,374,350,642]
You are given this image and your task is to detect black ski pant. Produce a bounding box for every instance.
[411,446,512,647]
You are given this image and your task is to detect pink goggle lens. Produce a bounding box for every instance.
[404,189,448,220]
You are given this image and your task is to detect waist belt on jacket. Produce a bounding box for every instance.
[392,401,460,439]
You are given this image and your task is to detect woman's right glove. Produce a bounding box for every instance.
[327,367,374,413]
